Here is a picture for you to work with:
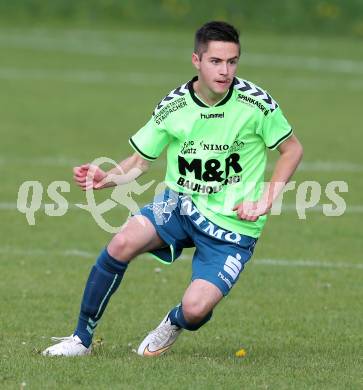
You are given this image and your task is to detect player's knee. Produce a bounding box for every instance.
[182,299,210,324]
[107,234,134,262]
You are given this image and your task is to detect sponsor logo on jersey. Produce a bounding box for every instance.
[180,140,197,155]
[179,140,245,156]
[177,175,241,194]
[178,153,242,182]
[200,112,224,119]
[237,94,269,116]
[200,140,229,152]
[176,153,243,193]
[234,78,278,112]
[200,140,245,153]
[153,83,189,115]
[229,140,245,153]
[154,97,187,125]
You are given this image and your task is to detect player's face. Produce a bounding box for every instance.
[192,41,240,96]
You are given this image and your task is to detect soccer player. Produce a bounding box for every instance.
[42,21,303,357]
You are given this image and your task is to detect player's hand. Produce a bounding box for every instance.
[73,164,107,191]
[232,200,271,222]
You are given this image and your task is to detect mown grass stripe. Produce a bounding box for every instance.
[0,247,361,270]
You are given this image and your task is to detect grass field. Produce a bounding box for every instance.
[0,25,362,389]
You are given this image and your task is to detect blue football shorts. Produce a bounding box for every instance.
[137,188,257,296]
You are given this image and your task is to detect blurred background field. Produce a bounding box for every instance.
[1,0,363,37]
[0,1,362,389]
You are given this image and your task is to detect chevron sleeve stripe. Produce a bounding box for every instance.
[153,83,189,115]
[234,78,278,112]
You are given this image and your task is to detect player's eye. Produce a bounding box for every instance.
[211,59,220,64]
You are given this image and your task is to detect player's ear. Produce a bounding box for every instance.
[192,52,201,70]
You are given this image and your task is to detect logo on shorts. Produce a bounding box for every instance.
[146,198,177,224]
[217,253,243,290]
[223,253,242,280]
[217,272,232,289]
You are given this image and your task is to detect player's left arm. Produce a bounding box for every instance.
[234,134,303,221]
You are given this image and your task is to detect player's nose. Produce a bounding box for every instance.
[219,62,228,75]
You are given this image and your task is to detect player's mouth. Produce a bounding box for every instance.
[215,79,230,86]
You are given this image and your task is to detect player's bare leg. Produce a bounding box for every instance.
[137,279,223,356]
[181,279,223,323]
[43,216,165,357]
[107,215,166,261]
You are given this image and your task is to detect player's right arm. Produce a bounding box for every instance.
[73,152,150,191]
[74,90,173,191]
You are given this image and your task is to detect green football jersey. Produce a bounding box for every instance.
[129,76,292,238]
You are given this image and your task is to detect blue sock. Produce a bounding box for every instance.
[168,304,213,331]
[74,248,128,347]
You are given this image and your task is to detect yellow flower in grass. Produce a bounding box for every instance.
[235,348,247,357]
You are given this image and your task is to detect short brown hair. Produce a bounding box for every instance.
[194,21,240,58]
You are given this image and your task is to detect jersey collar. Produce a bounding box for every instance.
[187,76,236,108]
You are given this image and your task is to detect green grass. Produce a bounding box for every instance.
[0,25,362,389]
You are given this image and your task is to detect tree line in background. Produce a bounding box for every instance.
[0,0,362,37]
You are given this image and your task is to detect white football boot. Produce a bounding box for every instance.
[42,335,91,357]
[137,313,182,357]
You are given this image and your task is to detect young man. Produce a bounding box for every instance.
[43,21,303,357]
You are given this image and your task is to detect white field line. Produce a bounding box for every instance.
[0,33,187,58]
[243,53,363,75]
[0,68,363,90]
[0,156,81,167]
[1,202,363,214]
[0,30,362,75]
[0,68,181,86]
[283,76,363,90]
[253,258,363,270]
[0,246,361,270]
[0,247,94,258]
[291,161,363,172]
[279,204,363,213]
